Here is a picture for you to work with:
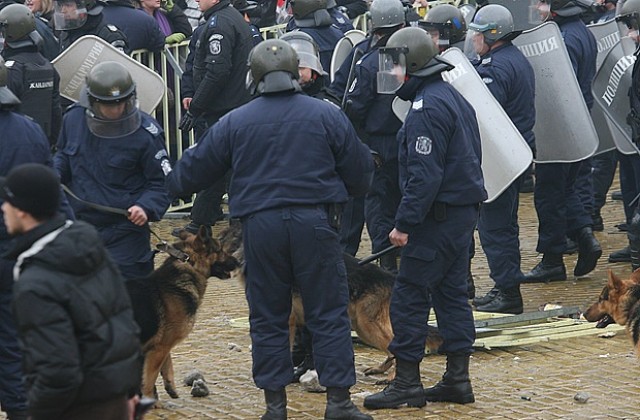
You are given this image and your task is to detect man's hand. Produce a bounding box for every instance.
[182,97,192,110]
[128,205,148,226]
[179,111,197,132]
[389,228,408,247]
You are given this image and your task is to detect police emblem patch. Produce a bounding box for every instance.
[161,158,172,176]
[415,136,432,155]
[210,40,221,55]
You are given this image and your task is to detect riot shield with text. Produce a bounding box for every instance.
[592,36,639,155]
[512,22,598,163]
[588,19,622,155]
[52,35,166,114]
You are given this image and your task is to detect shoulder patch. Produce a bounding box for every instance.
[107,24,119,32]
[4,60,14,67]
[160,158,172,176]
[415,136,432,155]
[145,122,160,135]
[209,39,221,55]
[209,33,223,40]
[481,57,491,65]
[412,99,423,110]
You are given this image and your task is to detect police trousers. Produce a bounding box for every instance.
[242,205,356,390]
[388,204,478,362]
[96,222,154,280]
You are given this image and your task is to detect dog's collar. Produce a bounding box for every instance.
[156,241,190,263]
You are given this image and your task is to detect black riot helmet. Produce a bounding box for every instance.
[290,0,332,27]
[82,61,141,138]
[0,4,43,49]
[419,4,467,52]
[248,39,301,95]
[377,26,452,93]
[0,57,21,109]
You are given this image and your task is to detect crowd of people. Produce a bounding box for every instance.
[1,0,640,418]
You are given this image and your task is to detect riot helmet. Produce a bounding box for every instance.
[419,4,467,52]
[82,61,141,138]
[369,0,405,33]
[248,39,301,95]
[0,4,43,49]
[618,0,640,41]
[290,0,332,28]
[53,0,102,30]
[280,31,324,75]
[531,0,590,24]
[377,26,445,94]
[0,57,21,108]
[464,4,515,60]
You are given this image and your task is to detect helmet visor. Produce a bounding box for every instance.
[617,13,640,42]
[377,46,407,94]
[85,96,142,138]
[286,38,324,74]
[463,28,485,61]
[0,27,5,54]
[529,0,549,25]
[53,0,87,30]
[420,22,451,52]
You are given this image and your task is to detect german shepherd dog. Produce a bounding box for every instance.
[584,270,640,352]
[215,221,442,378]
[125,227,238,399]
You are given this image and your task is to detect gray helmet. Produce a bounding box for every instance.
[386,26,442,76]
[0,4,42,49]
[369,0,405,32]
[249,39,301,95]
[469,4,514,45]
[0,57,21,108]
[618,0,640,31]
[280,31,324,75]
[83,61,141,138]
[540,0,588,17]
[420,4,467,49]
[291,0,332,27]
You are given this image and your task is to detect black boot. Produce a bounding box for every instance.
[608,246,631,263]
[261,388,287,420]
[574,227,602,277]
[629,213,640,271]
[363,359,426,409]
[522,253,566,283]
[472,287,499,307]
[324,387,372,420]
[424,354,474,404]
[475,287,523,314]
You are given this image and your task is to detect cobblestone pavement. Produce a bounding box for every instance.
[4,183,640,420]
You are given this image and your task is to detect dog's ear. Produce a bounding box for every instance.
[608,270,625,291]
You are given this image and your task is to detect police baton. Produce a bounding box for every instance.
[358,245,400,266]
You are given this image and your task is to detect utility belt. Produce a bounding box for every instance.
[244,203,344,230]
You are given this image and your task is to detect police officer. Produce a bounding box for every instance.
[419,3,467,52]
[167,39,374,420]
[0,57,70,420]
[101,0,166,52]
[614,0,640,270]
[176,0,253,236]
[363,27,486,410]
[232,0,262,47]
[286,0,354,34]
[286,0,344,72]
[0,0,60,61]
[524,0,601,283]
[53,0,129,53]
[344,0,405,273]
[462,4,535,314]
[0,4,61,147]
[54,61,171,280]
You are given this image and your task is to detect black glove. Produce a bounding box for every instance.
[179,111,197,132]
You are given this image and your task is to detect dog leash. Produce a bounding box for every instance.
[358,244,399,266]
[61,184,190,262]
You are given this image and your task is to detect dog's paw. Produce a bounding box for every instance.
[165,387,179,399]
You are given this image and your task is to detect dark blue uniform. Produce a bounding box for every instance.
[474,42,535,291]
[389,77,486,362]
[345,40,403,260]
[102,2,166,52]
[54,105,171,280]
[0,111,70,417]
[166,92,374,389]
[286,8,354,33]
[534,16,597,254]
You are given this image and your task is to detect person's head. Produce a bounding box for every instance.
[232,0,257,22]
[279,31,324,86]
[27,0,54,16]
[83,61,141,138]
[617,0,640,42]
[419,3,466,52]
[53,0,102,30]
[139,0,161,14]
[0,4,43,49]
[1,163,61,235]
[533,0,589,23]
[0,57,21,110]
[196,0,219,12]
[464,4,514,59]
[377,26,445,94]
[248,39,301,95]
[369,0,405,36]
[290,0,331,28]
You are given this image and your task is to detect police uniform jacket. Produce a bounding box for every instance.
[102,2,166,52]
[475,42,536,150]
[558,16,597,110]
[395,76,487,234]
[3,47,62,144]
[180,0,253,121]
[59,14,130,54]
[166,91,374,218]
[7,217,141,419]
[54,105,170,227]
